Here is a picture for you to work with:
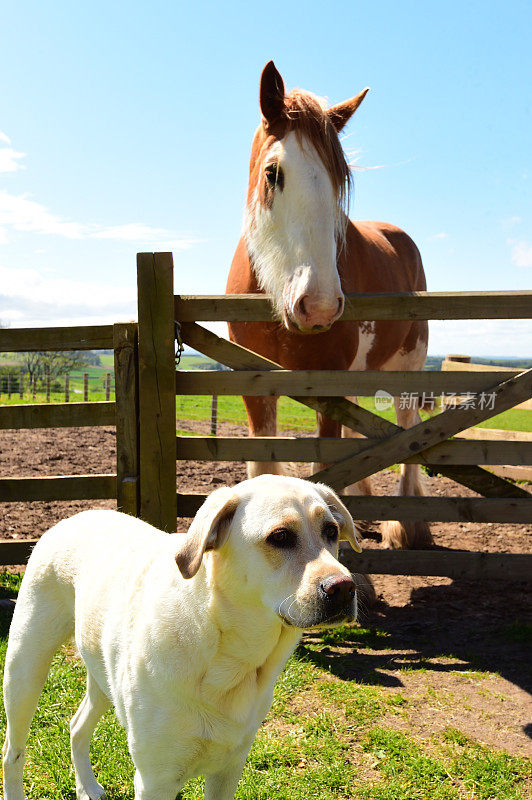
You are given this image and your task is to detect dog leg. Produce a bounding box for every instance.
[204,743,252,800]
[70,672,111,800]
[132,768,184,800]
[2,579,73,800]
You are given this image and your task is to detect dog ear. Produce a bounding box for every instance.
[175,486,240,579]
[314,483,362,553]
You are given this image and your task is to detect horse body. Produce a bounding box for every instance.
[226,62,432,548]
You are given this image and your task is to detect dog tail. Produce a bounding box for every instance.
[2,535,74,800]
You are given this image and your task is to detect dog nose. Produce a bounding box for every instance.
[320,574,356,605]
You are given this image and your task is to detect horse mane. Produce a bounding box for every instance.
[282,89,352,226]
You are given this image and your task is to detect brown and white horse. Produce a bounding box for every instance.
[227,61,432,549]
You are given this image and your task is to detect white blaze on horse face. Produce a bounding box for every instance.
[246,132,345,333]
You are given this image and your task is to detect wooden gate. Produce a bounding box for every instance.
[0,322,139,565]
[137,253,532,581]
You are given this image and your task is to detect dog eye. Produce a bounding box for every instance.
[323,522,339,542]
[267,528,296,548]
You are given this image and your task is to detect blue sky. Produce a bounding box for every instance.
[0,0,530,355]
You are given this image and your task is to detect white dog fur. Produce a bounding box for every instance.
[2,474,362,800]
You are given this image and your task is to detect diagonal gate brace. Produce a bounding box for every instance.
[179,322,531,499]
[309,369,532,493]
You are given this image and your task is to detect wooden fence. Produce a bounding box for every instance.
[168,254,532,581]
[0,323,139,565]
[0,372,114,402]
[1,251,531,582]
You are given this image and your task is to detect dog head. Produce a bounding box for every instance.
[175,475,362,628]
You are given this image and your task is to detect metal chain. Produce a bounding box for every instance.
[174,321,184,366]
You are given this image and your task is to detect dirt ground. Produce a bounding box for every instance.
[1,424,531,757]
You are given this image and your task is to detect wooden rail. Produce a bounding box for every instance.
[0,475,116,502]
[175,435,532,465]
[176,491,532,523]
[175,369,521,396]
[0,402,116,430]
[339,548,532,581]
[0,325,114,352]
[175,290,532,322]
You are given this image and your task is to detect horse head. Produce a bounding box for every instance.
[244,61,368,334]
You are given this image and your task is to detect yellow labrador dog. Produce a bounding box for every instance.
[3,475,361,800]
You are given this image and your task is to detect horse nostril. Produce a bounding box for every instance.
[336,296,344,316]
[296,295,309,319]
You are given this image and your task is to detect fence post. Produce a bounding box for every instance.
[19,371,24,399]
[45,372,50,403]
[64,374,69,402]
[210,394,218,435]
[137,252,177,532]
[114,322,140,516]
[7,373,11,399]
[32,376,36,401]
[105,372,111,401]
[83,372,89,402]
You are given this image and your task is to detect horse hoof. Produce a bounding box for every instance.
[381,519,433,549]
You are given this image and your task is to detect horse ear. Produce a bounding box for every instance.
[175,487,240,579]
[260,60,286,128]
[328,87,369,133]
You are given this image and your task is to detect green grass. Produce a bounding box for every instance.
[175,393,531,434]
[474,408,531,431]
[1,576,530,800]
[2,350,531,434]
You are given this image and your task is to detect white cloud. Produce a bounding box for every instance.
[0,190,86,238]
[508,239,532,268]
[0,132,26,173]
[0,147,26,173]
[427,232,448,241]
[502,216,522,229]
[0,265,137,327]
[0,189,199,249]
[92,222,198,251]
[0,132,199,249]
[429,319,532,358]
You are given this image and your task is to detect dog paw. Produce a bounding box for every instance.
[76,785,105,800]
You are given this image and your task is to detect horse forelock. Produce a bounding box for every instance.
[282,89,352,215]
[246,89,352,237]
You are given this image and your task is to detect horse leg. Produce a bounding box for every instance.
[380,398,434,549]
[313,411,341,475]
[314,409,375,607]
[243,395,281,477]
[341,398,374,501]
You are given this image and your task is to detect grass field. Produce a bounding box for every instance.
[176,394,532,434]
[1,350,530,434]
[0,573,530,799]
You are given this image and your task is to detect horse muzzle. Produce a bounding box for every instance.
[283,293,344,333]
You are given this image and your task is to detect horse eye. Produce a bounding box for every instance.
[267,528,296,548]
[323,523,339,543]
[265,164,283,189]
